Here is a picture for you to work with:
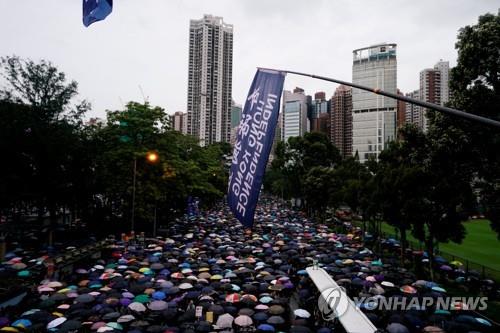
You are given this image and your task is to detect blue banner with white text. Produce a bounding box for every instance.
[228,69,285,228]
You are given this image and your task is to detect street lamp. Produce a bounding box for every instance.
[131,151,159,232]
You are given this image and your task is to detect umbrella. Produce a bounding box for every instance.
[255,304,269,311]
[268,305,284,315]
[152,291,166,300]
[128,302,147,312]
[293,309,311,318]
[75,294,94,303]
[11,319,31,329]
[399,285,416,294]
[386,323,409,333]
[59,320,81,331]
[91,322,107,330]
[106,322,123,330]
[215,313,234,329]
[289,326,311,333]
[234,315,253,327]
[47,317,67,329]
[148,300,168,311]
[117,315,135,323]
[431,286,446,293]
[267,316,285,325]
[225,293,240,303]
[475,317,492,326]
[422,326,445,333]
[257,324,275,332]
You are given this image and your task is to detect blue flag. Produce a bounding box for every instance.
[83,0,113,27]
[228,69,285,228]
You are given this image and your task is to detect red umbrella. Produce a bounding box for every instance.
[225,293,240,303]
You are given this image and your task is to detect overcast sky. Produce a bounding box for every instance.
[0,1,498,118]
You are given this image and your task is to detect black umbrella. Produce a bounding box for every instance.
[75,294,95,303]
[58,320,82,332]
[267,316,285,325]
[289,325,312,333]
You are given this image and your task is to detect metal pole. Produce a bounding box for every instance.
[131,156,137,232]
[258,67,500,129]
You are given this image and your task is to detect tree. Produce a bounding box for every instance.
[0,56,88,123]
[431,11,500,237]
[0,57,91,246]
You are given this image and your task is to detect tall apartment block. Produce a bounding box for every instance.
[406,60,450,132]
[186,15,233,146]
[352,43,397,162]
[171,111,188,134]
[405,90,422,128]
[330,85,353,157]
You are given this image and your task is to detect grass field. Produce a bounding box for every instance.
[380,219,500,271]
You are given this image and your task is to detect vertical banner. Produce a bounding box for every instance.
[228,69,286,228]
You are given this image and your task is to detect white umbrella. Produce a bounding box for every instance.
[294,309,311,318]
[215,313,234,329]
[234,315,253,327]
[47,317,67,329]
[128,302,146,312]
[179,282,193,290]
[117,315,135,323]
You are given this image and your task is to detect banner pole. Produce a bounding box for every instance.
[258,67,500,129]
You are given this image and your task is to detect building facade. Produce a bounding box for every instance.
[310,91,330,135]
[406,60,450,132]
[281,88,309,142]
[230,101,242,146]
[396,89,406,130]
[330,85,353,157]
[405,90,422,127]
[186,15,233,146]
[434,60,450,105]
[352,43,397,162]
[419,68,441,131]
[171,111,187,133]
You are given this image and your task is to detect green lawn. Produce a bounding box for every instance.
[380,219,500,271]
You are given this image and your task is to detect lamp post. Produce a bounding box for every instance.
[131,151,159,232]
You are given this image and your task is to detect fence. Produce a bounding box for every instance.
[381,231,500,282]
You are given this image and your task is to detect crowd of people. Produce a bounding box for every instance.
[0,199,497,333]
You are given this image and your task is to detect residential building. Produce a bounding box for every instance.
[186,14,233,146]
[352,43,397,162]
[171,111,187,133]
[230,101,242,145]
[397,89,406,129]
[405,90,422,127]
[330,85,353,157]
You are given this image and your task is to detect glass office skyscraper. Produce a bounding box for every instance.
[352,43,397,162]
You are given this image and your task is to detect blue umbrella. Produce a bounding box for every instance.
[257,324,275,331]
[12,319,32,328]
[152,291,166,300]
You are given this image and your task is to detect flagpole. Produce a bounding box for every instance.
[258,67,500,129]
